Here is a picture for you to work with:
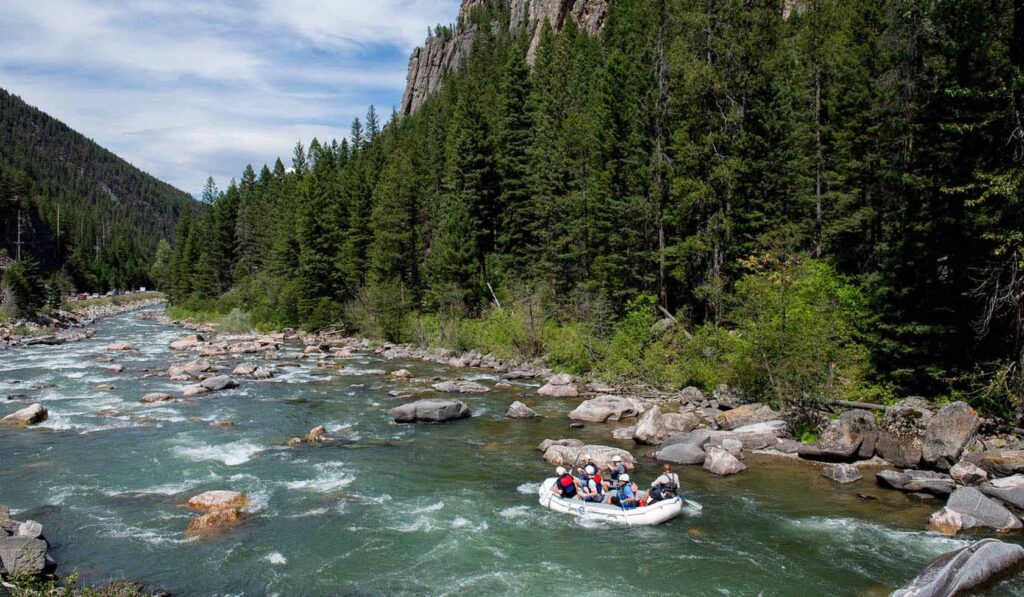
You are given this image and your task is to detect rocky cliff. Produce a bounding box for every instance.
[401,0,610,115]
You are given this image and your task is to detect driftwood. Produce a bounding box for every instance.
[656,305,693,340]
[828,399,887,412]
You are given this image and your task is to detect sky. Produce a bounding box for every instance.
[0,0,461,195]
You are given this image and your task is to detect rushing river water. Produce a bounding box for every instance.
[1,309,1022,596]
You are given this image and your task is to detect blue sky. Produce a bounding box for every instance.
[0,0,461,194]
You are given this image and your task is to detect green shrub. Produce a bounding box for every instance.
[219,308,254,333]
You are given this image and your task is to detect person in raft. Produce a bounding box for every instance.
[577,464,604,503]
[613,474,639,509]
[551,466,580,499]
[642,464,681,504]
[602,454,627,494]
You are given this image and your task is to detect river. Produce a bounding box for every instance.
[1,309,1021,596]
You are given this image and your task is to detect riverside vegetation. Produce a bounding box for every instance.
[161,0,1024,424]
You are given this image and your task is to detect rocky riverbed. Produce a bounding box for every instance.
[2,308,1024,594]
[0,297,163,350]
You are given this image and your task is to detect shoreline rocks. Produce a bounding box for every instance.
[928,487,1022,535]
[537,373,578,398]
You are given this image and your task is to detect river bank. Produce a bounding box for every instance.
[0,295,163,350]
[2,308,1024,594]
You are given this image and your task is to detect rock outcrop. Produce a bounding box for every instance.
[874,398,932,468]
[541,442,634,470]
[928,487,1022,535]
[402,0,610,115]
[633,405,700,445]
[876,469,955,496]
[798,409,877,461]
[891,538,1024,597]
[703,446,747,476]
[921,402,981,470]
[569,395,645,422]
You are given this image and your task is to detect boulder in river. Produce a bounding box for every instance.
[732,420,788,450]
[232,363,258,376]
[187,490,251,511]
[963,449,1024,478]
[822,463,862,484]
[537,373,578,397]
[875,398,933,469]
[391,369,413,379]
[186,508,245,539]
[228,341,261,355]
[876,469,955,496]
[1,403,48,427]
[538,438,584,452]
[201,375,239,392]
[928,487,1022,535]
[392,399,471,423]
[703,446,747,476]
[798,409,878,461]
[569,395,646,423]
[655,442,706,465]
[105,342,134,351]
[0,536,48,575]
[542,443,635,470]
[182,385,211,397]
[505,401,541,419]
[979,475,1024,510]
[253,366,274,380]
[432,380,489,394]
[921,402,981,470]
[633,405,700,445]
[140,392,174,404]
[169,334,204,350]
[678,386,705,405]
[714,403,778,430]
[891,538,1024,597]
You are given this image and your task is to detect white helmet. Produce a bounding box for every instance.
[620,473,630,482]
[584,464,596,475]
[556,466,567,475]
[612,455,622,463]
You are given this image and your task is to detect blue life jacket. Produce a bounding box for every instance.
[618,483,636,510]
[609,464,626,481]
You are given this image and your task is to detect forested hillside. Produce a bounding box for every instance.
[165,0,1024,420]
[0,88,194,294]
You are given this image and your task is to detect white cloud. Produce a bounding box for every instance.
[0,0,461,193]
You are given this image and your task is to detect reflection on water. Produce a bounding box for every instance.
[1,309,1022,595]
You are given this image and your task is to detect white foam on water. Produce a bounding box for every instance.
[264,552,287,565]
[285,508,329,518]
[108,478,204,496]
[102,522,187,546]
[516,482,539,495]
[786,516,968,559]
[408,502,445,515]
[171,439,263,466]
[499,505,532,519]
[451,516,488,532]
[281,463,355,493]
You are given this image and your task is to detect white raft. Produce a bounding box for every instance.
[537,478,688,526]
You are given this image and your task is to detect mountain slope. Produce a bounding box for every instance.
[0,88,195,290]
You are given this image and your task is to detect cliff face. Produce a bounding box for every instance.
[400,0,610,115]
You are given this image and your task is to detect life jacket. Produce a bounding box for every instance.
[592,474,604,496]
[609,464,625,481]
[618,483,636,510]
[557,474,577,498]
[662,473,679,495]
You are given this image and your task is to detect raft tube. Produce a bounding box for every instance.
[537,478,687,526]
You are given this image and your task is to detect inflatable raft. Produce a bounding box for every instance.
[537,478,692,526]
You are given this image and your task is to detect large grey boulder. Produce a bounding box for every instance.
[928,487,1022,535]
[877,469,955,496]
[0,536,48,575]
[655,442,706,465]
[633,405,700,445]
[714,403,778,430]
[949,460,989,486]
[823,463,863,484]
[1,403,48,427]
[169,334,204,350]
[392,399,471,423]
[891,538,1024,597]
[799,410,878,461]
[703,446,747,476]
[201,375,239,392]
[678,386,704,405]
[732,420,788,450]
[140,392,174,404]
[569,395,646,423]
[922,402,981,470]
[542,443,635,470]
[964,449,1024,478]
[432,380,490,394]
[232,362,258,376]
[875,398,933,469]
[505,401,541,419]
[979,475,1024,510]
[538,438,584,452]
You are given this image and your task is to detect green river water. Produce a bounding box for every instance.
[1,308,1022,596]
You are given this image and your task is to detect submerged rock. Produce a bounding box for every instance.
[392,399,471,423]
[505,401,541,419]
[703,446,747,476]
[891,538,1024,597]
[140,392,174,404]
[186,508,245,538]
[1,403,48,427]
[822,463,863,484]
[928,487,1022,535]
[877,470,955,496]
[569,395,646,423]
[922,402,981,470]
[391,369,414,379]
